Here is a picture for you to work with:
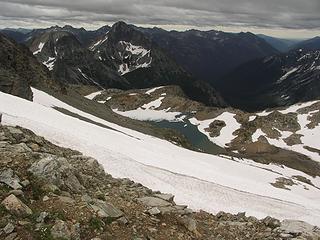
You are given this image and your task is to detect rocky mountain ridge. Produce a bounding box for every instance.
[26,21,227,107]
[0,33,59,100]
[138,27,279,84]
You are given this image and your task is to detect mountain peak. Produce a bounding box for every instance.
[111,21,131,31]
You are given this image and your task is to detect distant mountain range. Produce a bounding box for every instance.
[1,22,320,111]
[139,27,279,85]
[217,49,320,111]
[293,37,320,51]
[257,34,302,52]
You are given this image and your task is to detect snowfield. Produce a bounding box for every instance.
[190,112,241,147]
[113,96,185,122]
[1,89,320,226]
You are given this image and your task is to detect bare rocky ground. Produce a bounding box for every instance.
[1,125,320,239]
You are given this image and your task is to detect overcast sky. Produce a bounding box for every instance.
[0,0,319,39]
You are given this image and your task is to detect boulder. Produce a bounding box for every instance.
[3,223,15,234]
[148,207,161,216]
[36,212,49,223]
[263,216,281,228]
[280,220,320,238]
[137,197,172,207]
[51,220,71,240]
[90,199,123,219]
[153,193,174,202]
[0,168,22,190]
[28,155,84,193]
[1,194,32,216]
[178,216,201,237]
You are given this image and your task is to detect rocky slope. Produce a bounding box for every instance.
[0,33,58,100]
[217,49,320,111]
[1,125,319,240]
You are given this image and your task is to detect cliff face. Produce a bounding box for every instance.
[0,125,319,239]
[0,33,58,101]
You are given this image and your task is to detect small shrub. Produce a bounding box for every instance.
[89,217,104,231]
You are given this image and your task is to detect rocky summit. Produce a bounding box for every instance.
[0,125,320,239]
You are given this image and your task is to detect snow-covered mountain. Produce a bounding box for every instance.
[18,22,226,108]
[92,22,152,75]
[27,27,129,89]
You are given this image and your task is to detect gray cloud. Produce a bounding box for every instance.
[0,0,319,35]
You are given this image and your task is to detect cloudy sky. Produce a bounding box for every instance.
[0,0,319,38]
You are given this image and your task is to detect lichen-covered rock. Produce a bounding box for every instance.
[1,194,32,216]
[0,168,22,190]
[137,197,172,207]
[28,155,84,193]
[280,220,320,239]
[89,199,123,219]
[51,220,71,240]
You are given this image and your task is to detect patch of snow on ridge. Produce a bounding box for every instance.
[89,32,109,51]
[118,63,130,75]
[279,100,318,114]
[33,42,45,55]
[145,86,164,95]
[77,69,105,89]
[117,41,152,75]
[249,116,257,122]
[142,97,164,109]
[277,67,299,84]
[256,110,272,117]
[119,41,150,56]
[0,89,320,225]
[85,91,103,100]
[90,39,102,51]
[42,57,56,71]
[113,96,184,122]
[190,112,241,147]
[252,129,265,142]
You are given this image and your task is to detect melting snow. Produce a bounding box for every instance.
[249,116,257,122]
[113,96,184,122]
[277,67,299,84]
[77,69,104,89]
[190,112,241,147]
[145,87,164,95]
[33,42,45,55]
[89,32,109,51]
[117,41,152,75]
[0,89,320,225]
[42,57,56,71]
[85,91,103,100]
[279,100,318,114]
